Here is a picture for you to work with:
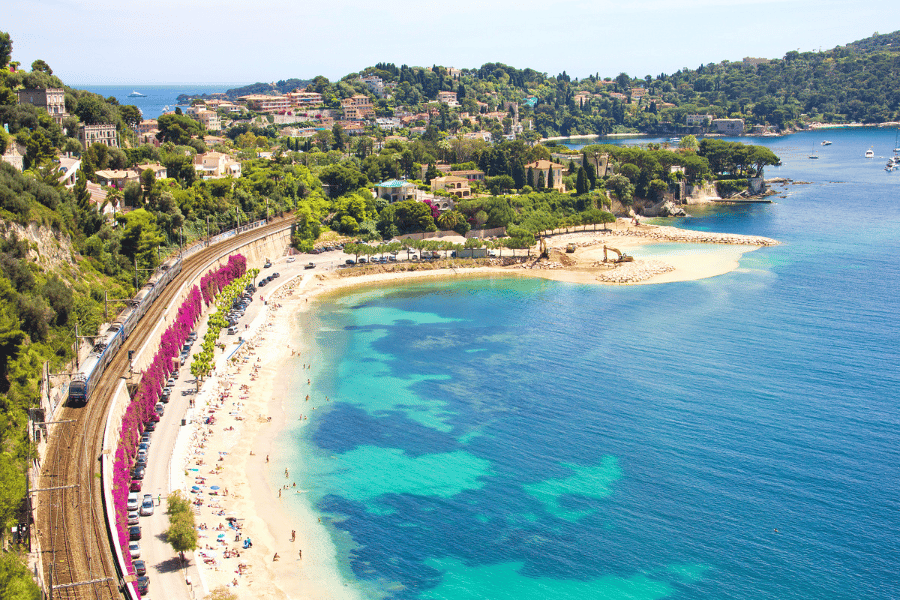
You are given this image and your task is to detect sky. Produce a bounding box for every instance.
[5,0,900,86]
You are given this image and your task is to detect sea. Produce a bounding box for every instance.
[276,126,900,599]
[73,84,248,120]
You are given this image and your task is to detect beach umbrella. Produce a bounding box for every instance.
[210,485,220,490]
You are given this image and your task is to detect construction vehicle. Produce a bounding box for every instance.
[603,245,634,263]
[566,243,576,253]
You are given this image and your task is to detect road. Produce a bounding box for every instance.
[138,248,347,600]
[35,217,293,600]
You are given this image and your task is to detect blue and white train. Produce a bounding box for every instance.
[68,256,183,404]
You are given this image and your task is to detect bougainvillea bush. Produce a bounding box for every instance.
[110,254,247,593]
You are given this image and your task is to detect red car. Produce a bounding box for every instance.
[130,479,142,492]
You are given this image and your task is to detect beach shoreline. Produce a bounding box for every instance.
[182,224,777,598]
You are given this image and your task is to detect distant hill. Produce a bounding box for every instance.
[844,30,900,54]
[225,78,312,98]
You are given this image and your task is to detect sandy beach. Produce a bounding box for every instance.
[179,222,777,598]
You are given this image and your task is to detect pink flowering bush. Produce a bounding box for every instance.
[423,199,441,221]
[110,254,248,589]
[200,255,247,306]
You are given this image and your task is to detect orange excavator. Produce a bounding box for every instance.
[603,245,634,263]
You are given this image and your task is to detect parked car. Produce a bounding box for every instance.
[154,403,164,416]
[127,493,140,511]
[127,511,140,525]
[129,526,141,541]
[345,259,355,265]
[135,455,148,468]
[140,495,154,517]
[359,257,368,263]
[130,479,142,492]
[141,433,151,445]
[136,576,149,595]
[132,466,146,480]
[133,560,146,577]
[228,326,239,335]
[287,256,295,263]
[144,420,156,432]
[264,261,272,268]
[129,542,141,559]
[305,262,315,269]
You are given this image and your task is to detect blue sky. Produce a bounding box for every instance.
[5,0,899,85]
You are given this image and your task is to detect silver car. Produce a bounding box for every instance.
[140,497,154,517]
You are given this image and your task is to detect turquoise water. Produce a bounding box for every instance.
[280,127,900,599]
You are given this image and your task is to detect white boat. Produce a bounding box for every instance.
[128,90,146,98]
[821,140,832,146]
[865,148,875,158]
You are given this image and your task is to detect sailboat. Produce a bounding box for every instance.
[808,143,819,159]
[894,127,900,154]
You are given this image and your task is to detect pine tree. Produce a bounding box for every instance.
[547,165,555,189]
[576,167,588,195]
[527,167,534,188]
[537,170,545,189]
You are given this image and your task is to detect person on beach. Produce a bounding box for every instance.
[266,455,269,463]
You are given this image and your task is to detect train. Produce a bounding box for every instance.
[68,255,183,404]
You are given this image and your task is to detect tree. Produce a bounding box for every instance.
[119,105,142,130]
[485,175,514,195]
[679,134,699,151]
[165,491,197,553]
[332,123,346,151]
[648,178,668,200]
[157,114,201,145]
[606,174,634,205]
[140,169,155,201]
[0,550,42,600]
[575,166,589,195]
[547,166,555,189]
[0,32,12,68]
[319,164,367,198]
[30,59,52,75]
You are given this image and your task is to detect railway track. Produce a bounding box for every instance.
[35,217,293,600]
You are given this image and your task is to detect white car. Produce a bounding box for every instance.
[127,492,140,511]
[140,497,154,517]
[129,541,141,559]
[286,256,295,263]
